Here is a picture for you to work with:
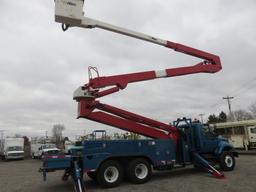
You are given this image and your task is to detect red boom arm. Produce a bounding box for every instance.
[74,40,222,143]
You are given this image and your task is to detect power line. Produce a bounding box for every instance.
[183,77,256,120]
[229,76,256,96]
[207,77,256,114]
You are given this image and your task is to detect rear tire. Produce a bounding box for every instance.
[219,151,235,171]
[96,160,123,188]
[126,158,152,184]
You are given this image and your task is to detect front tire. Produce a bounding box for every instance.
[126,158,152,184]
[96,160,123,188]
[219,151,235,171]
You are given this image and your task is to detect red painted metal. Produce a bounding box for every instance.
[45,155,71,159]
[76,38,222,143]
[78,100,177,140]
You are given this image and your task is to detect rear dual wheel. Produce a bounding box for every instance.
[126,158,152,184]
[96,160,123,188]
[96,158,152,188]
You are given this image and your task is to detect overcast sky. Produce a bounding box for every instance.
[0,0,256,139]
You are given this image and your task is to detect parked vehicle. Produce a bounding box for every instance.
[31,143,60,159]
[64,140,75,154]
[214,120,256,150]
[0,138,24,160]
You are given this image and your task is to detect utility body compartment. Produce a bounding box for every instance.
[43,155,72,171]
[83,139,176,172]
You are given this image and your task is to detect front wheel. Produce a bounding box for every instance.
[219,151,235,171]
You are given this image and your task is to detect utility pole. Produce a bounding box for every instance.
[0,130,5,141]
[223,96,234,120]
[0,130,5,150]
[198,113,205,124]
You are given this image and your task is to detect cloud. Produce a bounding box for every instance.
[1,0,256,138]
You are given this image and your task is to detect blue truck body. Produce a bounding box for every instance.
[40,120,238,192]
[83,139,176,172]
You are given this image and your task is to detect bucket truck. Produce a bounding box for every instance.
[40,1,238,191]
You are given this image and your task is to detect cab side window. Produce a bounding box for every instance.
[250,127,256,134]
[203,126,216,137]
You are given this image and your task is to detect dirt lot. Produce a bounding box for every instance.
[0,155,256,192]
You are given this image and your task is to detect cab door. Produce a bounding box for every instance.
[200,126,219,153]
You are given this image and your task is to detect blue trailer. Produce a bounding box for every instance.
[40,119,238,192]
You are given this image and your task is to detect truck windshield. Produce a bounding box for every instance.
[250,127,256,134]
[7,146,23,151]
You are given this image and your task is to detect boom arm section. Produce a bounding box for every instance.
[78,100,178,141]
[75,61,220,100]
[55,0,222,140]
[55,0,221,73]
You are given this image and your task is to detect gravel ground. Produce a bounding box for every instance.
[0,155,256,192]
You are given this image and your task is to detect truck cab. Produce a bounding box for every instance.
[175,120,238,171]
[0,138,24,160]
[31,144,60,159]
[247,126,256,148]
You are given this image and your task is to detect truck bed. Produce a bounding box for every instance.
[83,139,176,172]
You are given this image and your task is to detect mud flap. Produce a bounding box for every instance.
[193,152,225,179]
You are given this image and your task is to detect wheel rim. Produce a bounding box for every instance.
[135,163,148,179]
[225,155,233,167]
[104,166,119,183]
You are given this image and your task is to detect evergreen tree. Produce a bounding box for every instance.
[218,111,227,122]
[207,114,219,124]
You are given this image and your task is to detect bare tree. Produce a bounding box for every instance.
[232,110,253,121]
[249,103,256,119]
[52,124,65,144]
